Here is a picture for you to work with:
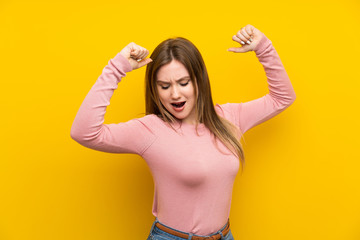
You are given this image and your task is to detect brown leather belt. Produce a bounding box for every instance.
[155,219,230,240]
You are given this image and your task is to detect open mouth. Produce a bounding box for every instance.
[171,101,186,108]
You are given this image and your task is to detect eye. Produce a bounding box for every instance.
[180,80,190,87]
[161,85,170,90]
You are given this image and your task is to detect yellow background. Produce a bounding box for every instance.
[1,0,360,239]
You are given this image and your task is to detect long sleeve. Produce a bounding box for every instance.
[70,53,157,155]
[216,34,296,134]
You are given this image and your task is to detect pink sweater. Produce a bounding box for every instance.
[70,34,296,235]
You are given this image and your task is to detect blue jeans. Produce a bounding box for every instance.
[146,218,235,240]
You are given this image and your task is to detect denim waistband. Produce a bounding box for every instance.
[149,217,230,240]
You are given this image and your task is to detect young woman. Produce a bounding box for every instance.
[70,24,296,240]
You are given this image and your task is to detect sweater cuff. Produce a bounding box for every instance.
[112,52,133,73]
[254,34,272,55]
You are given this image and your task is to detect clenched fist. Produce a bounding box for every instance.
[228,24,264,53]
[119,42,152,70]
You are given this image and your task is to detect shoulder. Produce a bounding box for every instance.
[215,103,243,131]
[215,103,242,118]
[133,114,168,130]
[132,114,160,124]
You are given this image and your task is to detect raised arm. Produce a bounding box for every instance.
[220,25,296,134]
[70,43,155,155]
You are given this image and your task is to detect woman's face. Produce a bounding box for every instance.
[156,60,197,125]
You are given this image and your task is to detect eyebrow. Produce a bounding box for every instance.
[156,76,190,84]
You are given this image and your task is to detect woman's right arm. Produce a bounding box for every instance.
[70,43,155,155]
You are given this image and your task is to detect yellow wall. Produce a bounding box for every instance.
[1,0,360,239]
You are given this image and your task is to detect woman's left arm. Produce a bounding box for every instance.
[224,25,296,134]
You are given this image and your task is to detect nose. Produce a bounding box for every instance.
[170,85,181,99]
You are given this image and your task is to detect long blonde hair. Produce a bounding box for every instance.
[145,37,245,172]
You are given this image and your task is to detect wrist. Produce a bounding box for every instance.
[113,52,133,73]
[254,34,272,55]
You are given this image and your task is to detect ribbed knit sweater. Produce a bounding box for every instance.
[70,34,296,235]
